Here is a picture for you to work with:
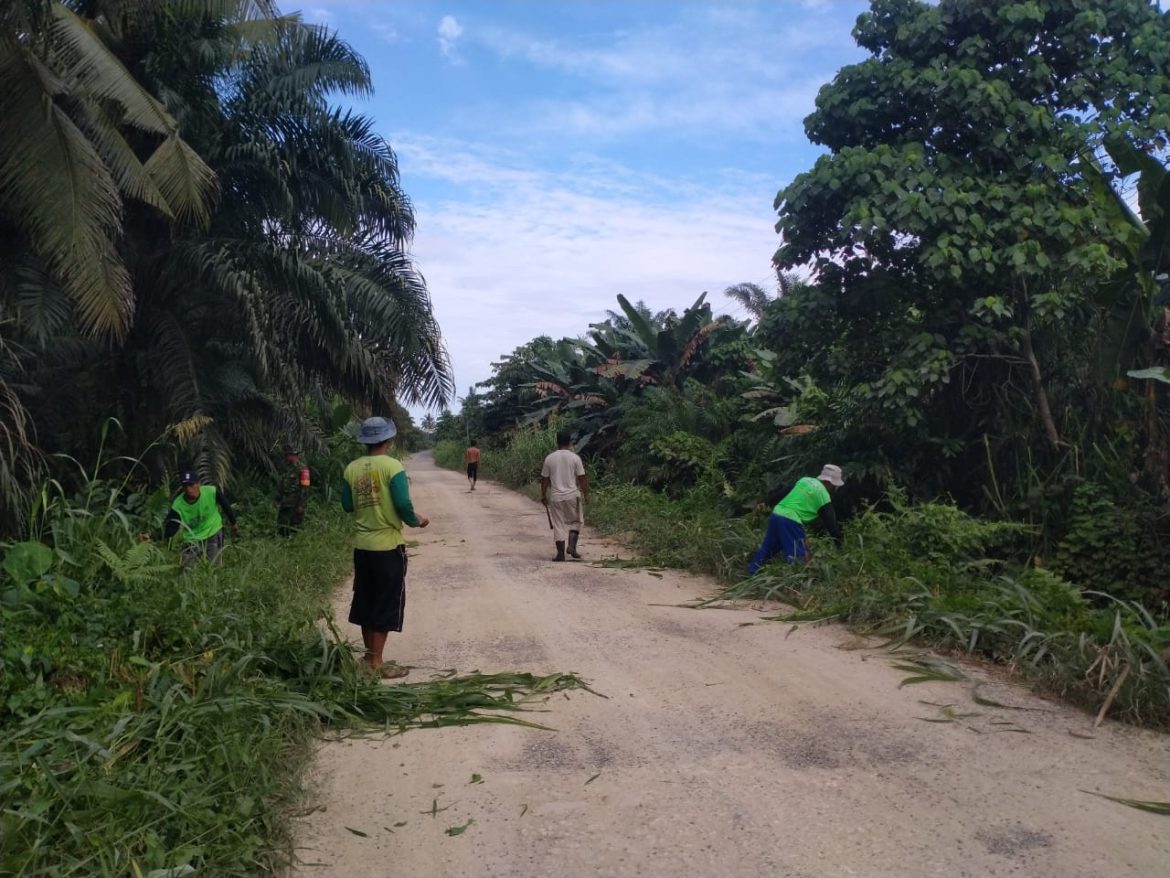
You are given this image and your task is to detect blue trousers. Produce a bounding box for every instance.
[748,514,806,574]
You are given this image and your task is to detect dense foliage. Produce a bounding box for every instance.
[0,0,452,535]
[439,0,1170,614]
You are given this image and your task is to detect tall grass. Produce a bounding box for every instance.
[0,471,587,877]
[720,496,1170,728]
[587,482,759,580]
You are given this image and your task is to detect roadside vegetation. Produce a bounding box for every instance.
[434,430,1170,728]
[0,4,578,874]
[430,0,1170,728]
[0,455,586,877]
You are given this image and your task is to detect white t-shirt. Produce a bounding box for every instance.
[541,449,585,499]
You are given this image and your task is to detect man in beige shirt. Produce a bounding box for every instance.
[540,431,589,561]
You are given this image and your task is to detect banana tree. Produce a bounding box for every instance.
[588,292,727,390]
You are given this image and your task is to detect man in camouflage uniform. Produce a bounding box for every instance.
[276,445,309,536]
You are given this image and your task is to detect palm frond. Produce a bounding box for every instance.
[0,48,131,335]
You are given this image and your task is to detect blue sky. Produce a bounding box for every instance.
[300,0,871,415]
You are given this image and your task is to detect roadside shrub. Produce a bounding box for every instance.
[588,481,758,581]
[433,439,465,471]
[1052,480,1170,608]
[722,497,1170,728]
[647,431,724,496]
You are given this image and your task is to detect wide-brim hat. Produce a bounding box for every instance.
[818,464,845,487]
[357,416,397,445]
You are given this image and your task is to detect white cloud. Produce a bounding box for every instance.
[460,7,862,144]
[394,137,782,410]
[437,14,463,61]
[372,22,399,43]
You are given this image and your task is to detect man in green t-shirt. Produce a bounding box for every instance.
[748,464,844,573]
[163,470,239,569]
[341,416,430,678]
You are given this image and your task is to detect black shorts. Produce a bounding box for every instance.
[349,546,407,632]
[467,462,479,479]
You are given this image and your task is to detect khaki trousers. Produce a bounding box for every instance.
[548,496,583,542]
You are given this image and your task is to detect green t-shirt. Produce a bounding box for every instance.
[773,476,830,525]
[343,455,412,551]
[170,486,224,542]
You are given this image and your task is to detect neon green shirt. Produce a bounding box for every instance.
[342,455,418,551]
[773,476,830,525]
[170,486,224,542]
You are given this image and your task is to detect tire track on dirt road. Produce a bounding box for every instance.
[291,452,1169,878]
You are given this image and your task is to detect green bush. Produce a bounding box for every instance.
[1052,480,1170,607]
[433,439,465,471]
[588,481,759,581]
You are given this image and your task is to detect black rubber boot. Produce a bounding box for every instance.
[567,530,581,559]
[552,541,566,562]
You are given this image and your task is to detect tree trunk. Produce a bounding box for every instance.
[1020,327,1062,451]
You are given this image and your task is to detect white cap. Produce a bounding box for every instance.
[818,464,844,487]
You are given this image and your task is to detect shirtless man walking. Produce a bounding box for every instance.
[465,439,481,491]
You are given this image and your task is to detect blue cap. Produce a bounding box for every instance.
[180,470,199,485]
[357,416,397,445]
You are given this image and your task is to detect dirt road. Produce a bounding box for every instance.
[292,453,1169,878]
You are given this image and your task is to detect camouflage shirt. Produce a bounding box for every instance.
[276,459,308,508]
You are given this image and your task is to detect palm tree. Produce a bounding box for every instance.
[723,272,808,322]
[722,282,772,320]
[1,2,453,528]
[112,10,452,479]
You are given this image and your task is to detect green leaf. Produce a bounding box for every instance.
[445,819,474,837]
[2,541,54,585]
[1080,790,1170,815]
[1127,367,1170,385]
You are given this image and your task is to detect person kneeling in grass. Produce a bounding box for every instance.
[152,470,239,570]
[748,464,845,573]
[341,416,430,678]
